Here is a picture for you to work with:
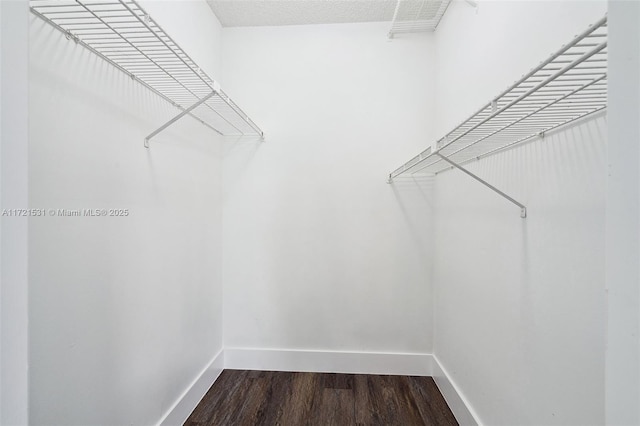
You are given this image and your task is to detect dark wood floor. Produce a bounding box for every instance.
[185,370,458,426]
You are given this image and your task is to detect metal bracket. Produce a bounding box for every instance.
[65,30,79,44]
[435,152,527,218]
[144,91,217,148]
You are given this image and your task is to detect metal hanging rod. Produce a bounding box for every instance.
[388,15,608,217]
[30,0,264,146]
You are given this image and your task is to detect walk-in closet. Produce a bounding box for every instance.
[1,0,638,425]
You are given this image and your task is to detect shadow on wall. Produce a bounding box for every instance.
[29,16,179,136]
[389,175,435,262]
[29,13,224,425]
[432,113,607,425]
[475,112,607,210]
[222,135,263,201]
[389,174,436,335]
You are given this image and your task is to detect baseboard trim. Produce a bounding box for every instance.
[432,355,482,426]
[155,349,480,426]
[224,347,433,376]
[157,349,224,426]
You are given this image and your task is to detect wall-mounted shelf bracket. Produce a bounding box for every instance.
[387,16,606,219]
[144,91,218,148]
[435,153,527,218]
[31,0,264,146]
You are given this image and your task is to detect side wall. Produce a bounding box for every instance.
[28,1,225,425]
[432,1,608,425]
[1,0,30,424]
[221,23,437,362]
[606,1,640,424]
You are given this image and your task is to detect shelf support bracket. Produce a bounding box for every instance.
[144,91,217,148]
[435,153,527,218]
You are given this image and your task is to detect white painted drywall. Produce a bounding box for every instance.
[434,0,607,139]
[1,0,30,424]
[432,1,608,425]
[1,2,2,417]
[605,1,640,424]
[138,0,223,81]
[221,23,437,359]
[28,1,225,425]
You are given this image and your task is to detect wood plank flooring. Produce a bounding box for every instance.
[185,370,458,426]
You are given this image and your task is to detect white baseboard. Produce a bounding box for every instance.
[432,355,482,426]
[155,349,479,426]
[157,349,224,426]
[224,347,433,376]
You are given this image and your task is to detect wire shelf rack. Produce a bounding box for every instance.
[30,0,263,145]
[389,15,607,179]
[388,0,451,37]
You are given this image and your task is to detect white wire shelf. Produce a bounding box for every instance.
[388,0,451,37]
[30,0,263,145]
[389,15,607,180]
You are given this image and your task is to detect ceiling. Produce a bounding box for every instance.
[206,0,449,28]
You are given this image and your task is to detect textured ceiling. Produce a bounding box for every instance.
[207,0,401,27]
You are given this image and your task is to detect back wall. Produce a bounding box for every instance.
[221,22,437,359]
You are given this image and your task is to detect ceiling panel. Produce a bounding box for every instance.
[208,0,399,27]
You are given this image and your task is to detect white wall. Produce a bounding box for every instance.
[221,23,437,358]
[434,0,607,139]
[605,1,640,424]
[1,0,30,424]
[139,0,222,81]
[432,1,608,425]
[24,1,633,424]
[28,1,225,425]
